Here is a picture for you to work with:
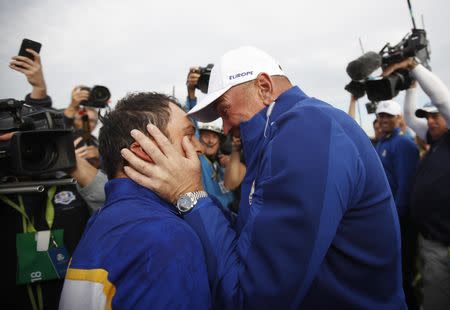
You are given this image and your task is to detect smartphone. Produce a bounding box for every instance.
[18,38,42,60]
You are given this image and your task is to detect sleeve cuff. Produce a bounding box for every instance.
[25,93,52,108]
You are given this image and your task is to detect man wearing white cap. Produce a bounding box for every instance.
[374,100,420,309]
[122,46,406,309]
[375,100,419,218]
[386,57,450,310]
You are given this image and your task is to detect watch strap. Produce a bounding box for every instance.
[189,191,208,203]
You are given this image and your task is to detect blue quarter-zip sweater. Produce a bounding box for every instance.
[60,178,211,309]
[375,127,419,217]
[185,86,406,309]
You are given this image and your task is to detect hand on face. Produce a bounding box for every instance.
[121,124,204,204]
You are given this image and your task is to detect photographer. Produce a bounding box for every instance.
[186,67,201,111]
[223,130,246,191]
[71,137,107,213]
[385,58,450,310]
[63,86,103,170]
[197,119,236,210]
[2,51,92,309]
[185,67,245,211]
[63,86,99,134]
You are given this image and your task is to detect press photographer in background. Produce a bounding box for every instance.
[64,85,111,211]
[344,24,433,309]
[185,65,213,114]
[384,57,450,310]
[1,47,91,309]
[63,85,111,169]
[185,66,245,211]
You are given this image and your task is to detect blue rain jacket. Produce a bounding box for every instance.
[375,127,419,217]
[185,86,406,309]
[60,178,211,309]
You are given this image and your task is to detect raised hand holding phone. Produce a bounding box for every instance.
[9,39,46,99]
[18,38,42,60]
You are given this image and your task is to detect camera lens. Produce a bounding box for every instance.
[20,132,58,171]
[91,86,111,102]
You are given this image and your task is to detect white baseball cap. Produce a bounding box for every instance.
[415,102,439,118]
[197,118,224,135]
[376,100,401,116]
[187,46,286,122]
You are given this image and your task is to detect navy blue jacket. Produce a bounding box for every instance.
[411,131,450,244]
[185,86,406,309]
[60,178,211,309]
[375,128,419,217]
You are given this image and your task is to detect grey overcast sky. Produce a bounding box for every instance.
[1,0,449,135]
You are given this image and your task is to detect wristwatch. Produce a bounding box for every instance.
[175,191,208,214]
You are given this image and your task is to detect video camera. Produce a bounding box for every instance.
[368,29,429,102]
[0,99,76,181]
[345,28,430,107]
[196,64,214,94]
[345,0,431,113]
[79,85,111,108]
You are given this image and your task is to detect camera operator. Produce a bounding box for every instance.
[385,57,450,310]
[1,51,93,309]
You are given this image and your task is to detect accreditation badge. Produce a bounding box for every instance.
[16,229,69,285]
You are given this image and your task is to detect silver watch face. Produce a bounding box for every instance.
[177,195,194,213]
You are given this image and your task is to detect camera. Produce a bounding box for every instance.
[218,134,232,157]
[0,99,75,178]
[79,85,111,108]
[345,28,431,103]
[196,64,214,94]
[366,29,430,102]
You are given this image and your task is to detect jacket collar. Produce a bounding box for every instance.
[240,86,309,159]
[270,86,309,120]
[381,127,401,141]
[103,178,177,214]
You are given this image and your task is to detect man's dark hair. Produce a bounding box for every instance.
[98,92,180,179]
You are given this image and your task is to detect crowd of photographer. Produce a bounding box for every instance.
[0,47,247,309]
[1,28,450,309]
[345,49,450,309]
[1,48,93,309]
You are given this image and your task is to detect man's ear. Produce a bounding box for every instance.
[129,142,153,163]
[255,73,274,106]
